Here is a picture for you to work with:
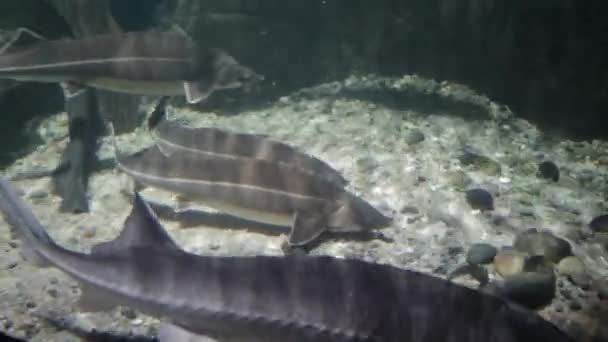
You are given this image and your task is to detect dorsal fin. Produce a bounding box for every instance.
[91,192,181,255]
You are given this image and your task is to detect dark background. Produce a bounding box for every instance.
[1,0,607,165]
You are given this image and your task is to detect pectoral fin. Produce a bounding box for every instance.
[184,81,212,104]
[287,212,325,246]
[159,322,220,342]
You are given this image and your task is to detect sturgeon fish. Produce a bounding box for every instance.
[147,97,347,187]
[0,31,263,103]
[0,178,574,342]
[115,144,390,246]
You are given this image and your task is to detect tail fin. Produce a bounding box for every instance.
[0,177,53,266]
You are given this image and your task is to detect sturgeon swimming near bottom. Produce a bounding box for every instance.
[0,178,574,342]
[115,144,391,247]
[147,97,348,187]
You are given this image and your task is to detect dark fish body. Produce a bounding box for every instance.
[152,120,348,187]
[0,31,195,81]
[118,145,337,223]
[0,178,574,342]
[0,31,262,102]
[50,250,572,342]
[116,145,389,246]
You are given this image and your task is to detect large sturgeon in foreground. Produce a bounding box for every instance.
[115,144,390,246]
[147,97,347,187]
[0,31,262,103]
[0,178,574,342]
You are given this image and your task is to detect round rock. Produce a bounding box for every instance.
[465,188,494,211]
[466,243,497,265]
[589,215,608,233]
[538,161,560,182]
[404,129,425,145]
[557,256,590,287]
[500,271,557,309]
[513,228,572,264]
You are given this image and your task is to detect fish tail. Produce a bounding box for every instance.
[0,177,54,266]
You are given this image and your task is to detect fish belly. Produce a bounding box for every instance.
[2,74,70,83]
[193,197,293,227]
[86,77,185,96]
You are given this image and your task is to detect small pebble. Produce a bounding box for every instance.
[400,205,419,214]
[538,161,560,182]
[500,271,556,309]
[466,243,497,265]
[465,188,494,211]
[589,215,608,233]
[47,288,58,298]
[404,129,425,145]
[27,189,48,199]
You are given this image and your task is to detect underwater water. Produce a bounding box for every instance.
[0,1,607,341]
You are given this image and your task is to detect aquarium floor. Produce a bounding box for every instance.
[1,79,607,341]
